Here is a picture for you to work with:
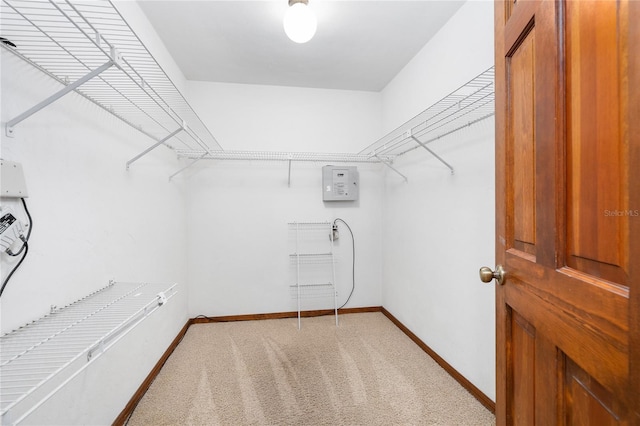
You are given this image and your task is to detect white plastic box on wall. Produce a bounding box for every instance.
[322,166,359,201]
[0,160,28,199]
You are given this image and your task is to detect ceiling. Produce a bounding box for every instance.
[137,0,465,92]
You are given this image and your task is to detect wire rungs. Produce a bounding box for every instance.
[0,281,177,423]
[1,0,221,156]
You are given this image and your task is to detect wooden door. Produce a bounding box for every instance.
[494,0,639,424]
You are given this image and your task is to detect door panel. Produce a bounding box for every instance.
[511,311,535,424]
[504,274,626,398]
[494,0,638,424]
[510,29,536,256]
[565,358,627,425]
[566,0,629,284]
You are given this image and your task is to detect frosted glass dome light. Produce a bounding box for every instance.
[283,0,317,44]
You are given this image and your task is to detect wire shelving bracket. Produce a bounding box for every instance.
[374,153,408,183]
[126,123,185,170]
[0,0,222,163]
[1,0,494,179]
[409,134,454,175]
[168,152,207,181]
[360,66,495,179]
[5,50,120,137]
[0,280,178,425]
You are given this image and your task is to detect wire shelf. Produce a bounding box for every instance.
[289,253,336,265]
[177,150,393,164]
[360,66,495,158]
[289,283,337,299]
[0,280,177,424]
[0,0,221,155]
[1,0,494,175]
[288,222,335,260]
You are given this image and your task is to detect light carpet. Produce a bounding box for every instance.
[127,312,495,425]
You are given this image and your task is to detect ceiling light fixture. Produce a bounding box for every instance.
[283,0,317,44]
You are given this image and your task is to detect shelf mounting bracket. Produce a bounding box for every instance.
[168,152,207,181]
[126,124,185,170]
[287,154,293,187]
[5,57,118,138]
[375,154,408,183]
[410,135,455,175]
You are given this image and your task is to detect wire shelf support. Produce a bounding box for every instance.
[1,0,222,159]
[359,66,495,177]
[5,55,119,137]
[1,0,494,179]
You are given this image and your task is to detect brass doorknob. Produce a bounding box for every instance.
[479,265,506,285]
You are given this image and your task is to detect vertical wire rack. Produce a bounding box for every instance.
[289,222,338,329]
[0,280,177,425]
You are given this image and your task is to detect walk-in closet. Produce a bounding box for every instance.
[2,0,510,424]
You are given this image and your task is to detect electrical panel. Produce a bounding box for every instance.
[322,166,358,201]
[1,160,28,198]
[0,207,25,252]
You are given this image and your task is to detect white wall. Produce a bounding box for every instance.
[382,1,495,132]
[184,81,384,317]
[0,49,188,424]
[186,81,381,153]
[380,0,496,401]
[1,3,191,421]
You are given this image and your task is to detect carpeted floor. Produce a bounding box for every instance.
[127,312,495,425]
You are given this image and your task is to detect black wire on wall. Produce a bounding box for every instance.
[333,218,355,309]
[1,198,32,298]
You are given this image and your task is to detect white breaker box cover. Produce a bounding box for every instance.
[322,166,358,201]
